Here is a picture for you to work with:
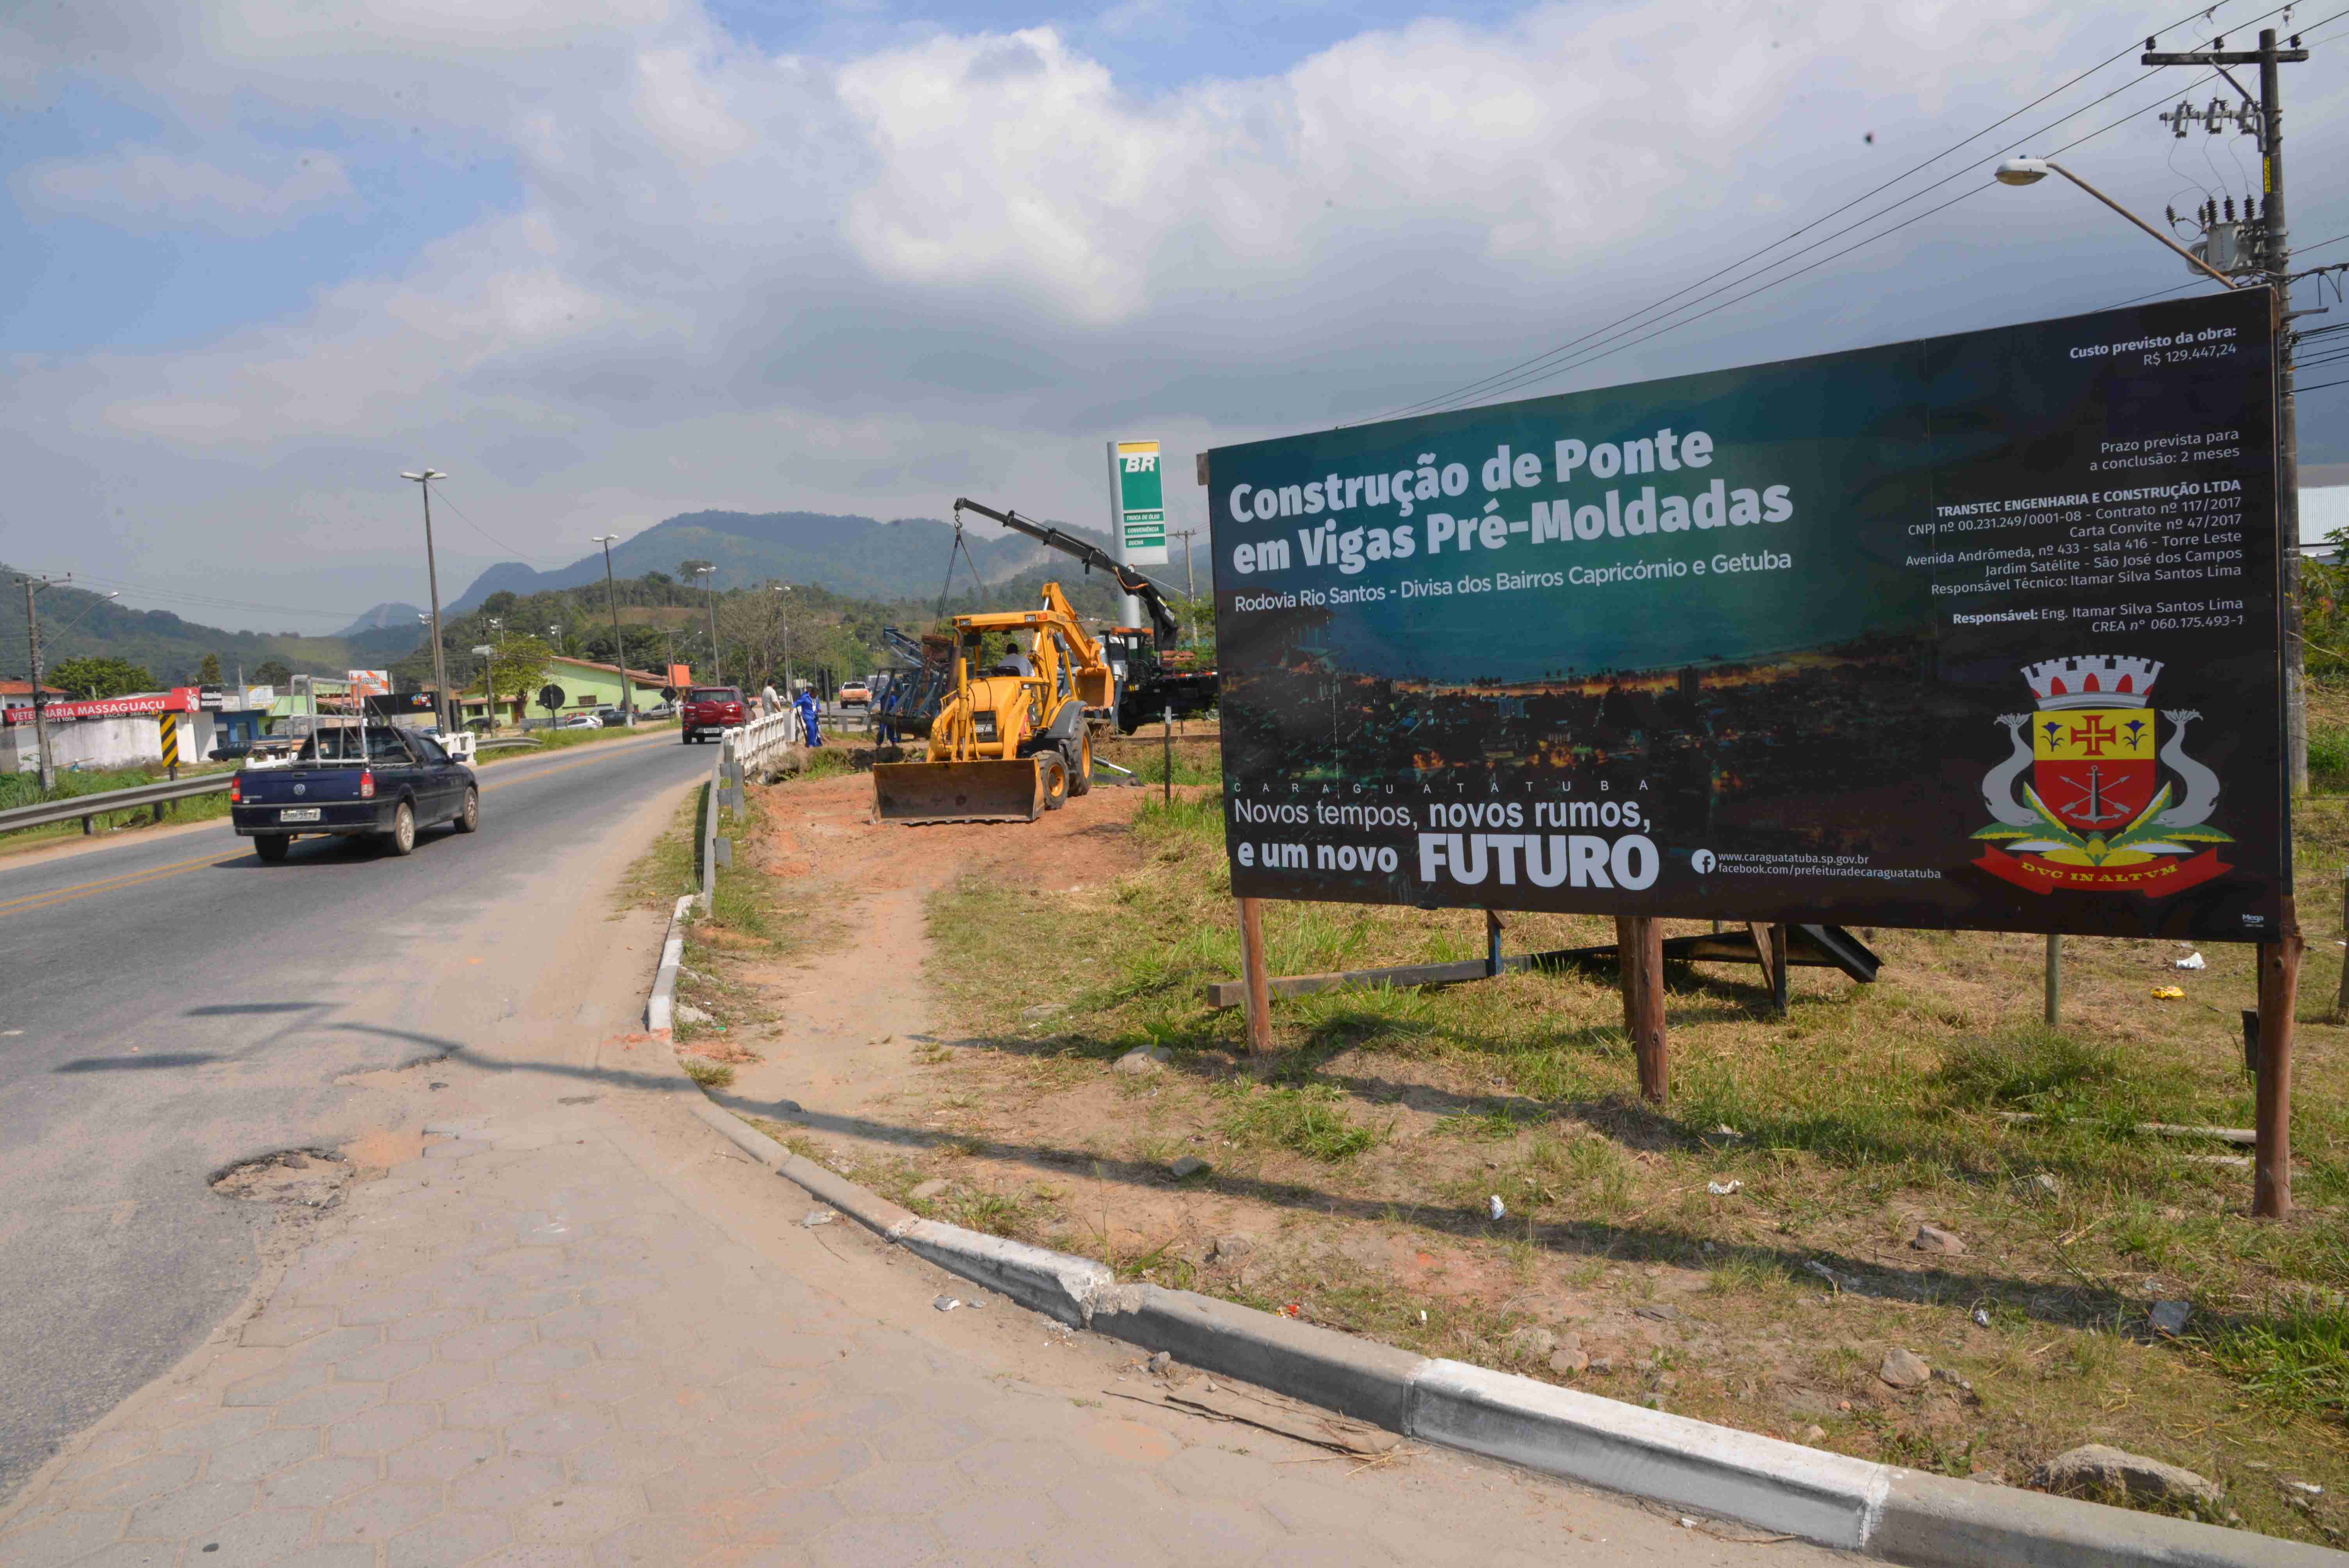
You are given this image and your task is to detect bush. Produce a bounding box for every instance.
[2311,723,2349,792]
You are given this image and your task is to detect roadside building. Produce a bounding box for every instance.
[454,656,667,728]
[1,689,205,774]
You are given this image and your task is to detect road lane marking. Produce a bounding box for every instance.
[0,848,244,919]
[0,737,697,920]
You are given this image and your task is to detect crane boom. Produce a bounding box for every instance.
[952,497,1181,649]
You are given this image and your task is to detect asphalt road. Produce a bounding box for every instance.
[0,731,708,1504]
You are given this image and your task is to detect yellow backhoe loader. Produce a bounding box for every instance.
[872,583,1115,824]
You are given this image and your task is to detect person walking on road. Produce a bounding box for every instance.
[795,686,823,747]
[760,681,781,718]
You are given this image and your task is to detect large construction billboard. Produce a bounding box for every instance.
[1206,289,2285,941]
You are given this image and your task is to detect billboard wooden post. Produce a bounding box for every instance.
[1618,915,1667,1105]
[2333,864,2348,1016]
[1238,897,1273,1055]
[2255,926,2301,1218]
[1485,909,1505,978]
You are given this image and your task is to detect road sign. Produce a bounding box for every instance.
[538,684,565,712]
[158,711,179,773]
[1110,439,1169,566]
[1206,288,2283,943]
[660,686,678,702]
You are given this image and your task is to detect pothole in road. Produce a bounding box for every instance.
[209,1149,353,1208]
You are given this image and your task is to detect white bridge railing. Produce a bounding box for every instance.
[697,711,802,911]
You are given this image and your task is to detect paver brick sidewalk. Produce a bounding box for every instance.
[0,1103,1810,1568]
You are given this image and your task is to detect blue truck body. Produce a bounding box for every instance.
[230,726,477,861]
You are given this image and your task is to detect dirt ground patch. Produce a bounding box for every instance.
[210,1150,352,1208]
[691,759,2348,1550]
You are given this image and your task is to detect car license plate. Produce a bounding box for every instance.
[278,808,322,823]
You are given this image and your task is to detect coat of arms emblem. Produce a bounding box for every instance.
[1972,656,2233,896]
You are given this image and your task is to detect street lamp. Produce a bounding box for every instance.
[689,562,719,686]
[592,534,633,723]
[400,469,451,734]
[1992,155,2313,793]
[1992,158,2237,289]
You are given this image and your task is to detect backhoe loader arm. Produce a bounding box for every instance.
[953,497,1182,650]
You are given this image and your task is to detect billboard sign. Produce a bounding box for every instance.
[345,669,391,697]
[1206,290,2282,942]
[1110,439,1169,565]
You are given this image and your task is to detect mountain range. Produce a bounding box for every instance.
[449,510,1107,611]
[338,602,426,636]
[0,568,378,688]
[5,509,1145,694]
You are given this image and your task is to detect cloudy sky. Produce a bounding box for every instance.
[4,0,2345,634]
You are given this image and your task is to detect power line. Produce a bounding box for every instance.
[1435,66,2224,411]
[47,571,378,624]
[1353,1,2292,424]
[425,483,576,570]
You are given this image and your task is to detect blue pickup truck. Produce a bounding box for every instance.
[230,726,478,862]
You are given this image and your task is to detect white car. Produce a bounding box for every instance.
[558,714,602,730]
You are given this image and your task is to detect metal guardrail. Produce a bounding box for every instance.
[0,725,663,840]
[0,773,234,836]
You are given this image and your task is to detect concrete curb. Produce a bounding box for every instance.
[1406,1357,1889,1550]
[644,893,692,1037]
[646,996,2335,1564]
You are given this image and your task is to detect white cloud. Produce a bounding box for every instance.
[24,147,357,234]
[4,0,2345,630]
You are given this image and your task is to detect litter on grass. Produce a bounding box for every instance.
[2151,985,2185,1000]
[1487,1195,1507,1221]
[1707,1179,1744,1196]
[2174,952,2206,970]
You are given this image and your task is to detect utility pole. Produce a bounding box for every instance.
[400,469,452,734]
[2144,25,2310,1220]
[593,535,633,723]
[18,575,58,792]
[2144,25,2309,789]
[1172,527,1200,645]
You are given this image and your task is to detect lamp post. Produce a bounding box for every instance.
[692,563,720,686]
[399,470,451,734]
[772,584,794,696]
[1991,156,2307,794]
[593,534,633,723]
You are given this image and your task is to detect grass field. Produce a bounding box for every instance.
[904,769,2349,1546]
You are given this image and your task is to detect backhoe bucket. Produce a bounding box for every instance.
[872,758,1043,825]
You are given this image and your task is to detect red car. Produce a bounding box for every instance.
[681,686,745,743]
